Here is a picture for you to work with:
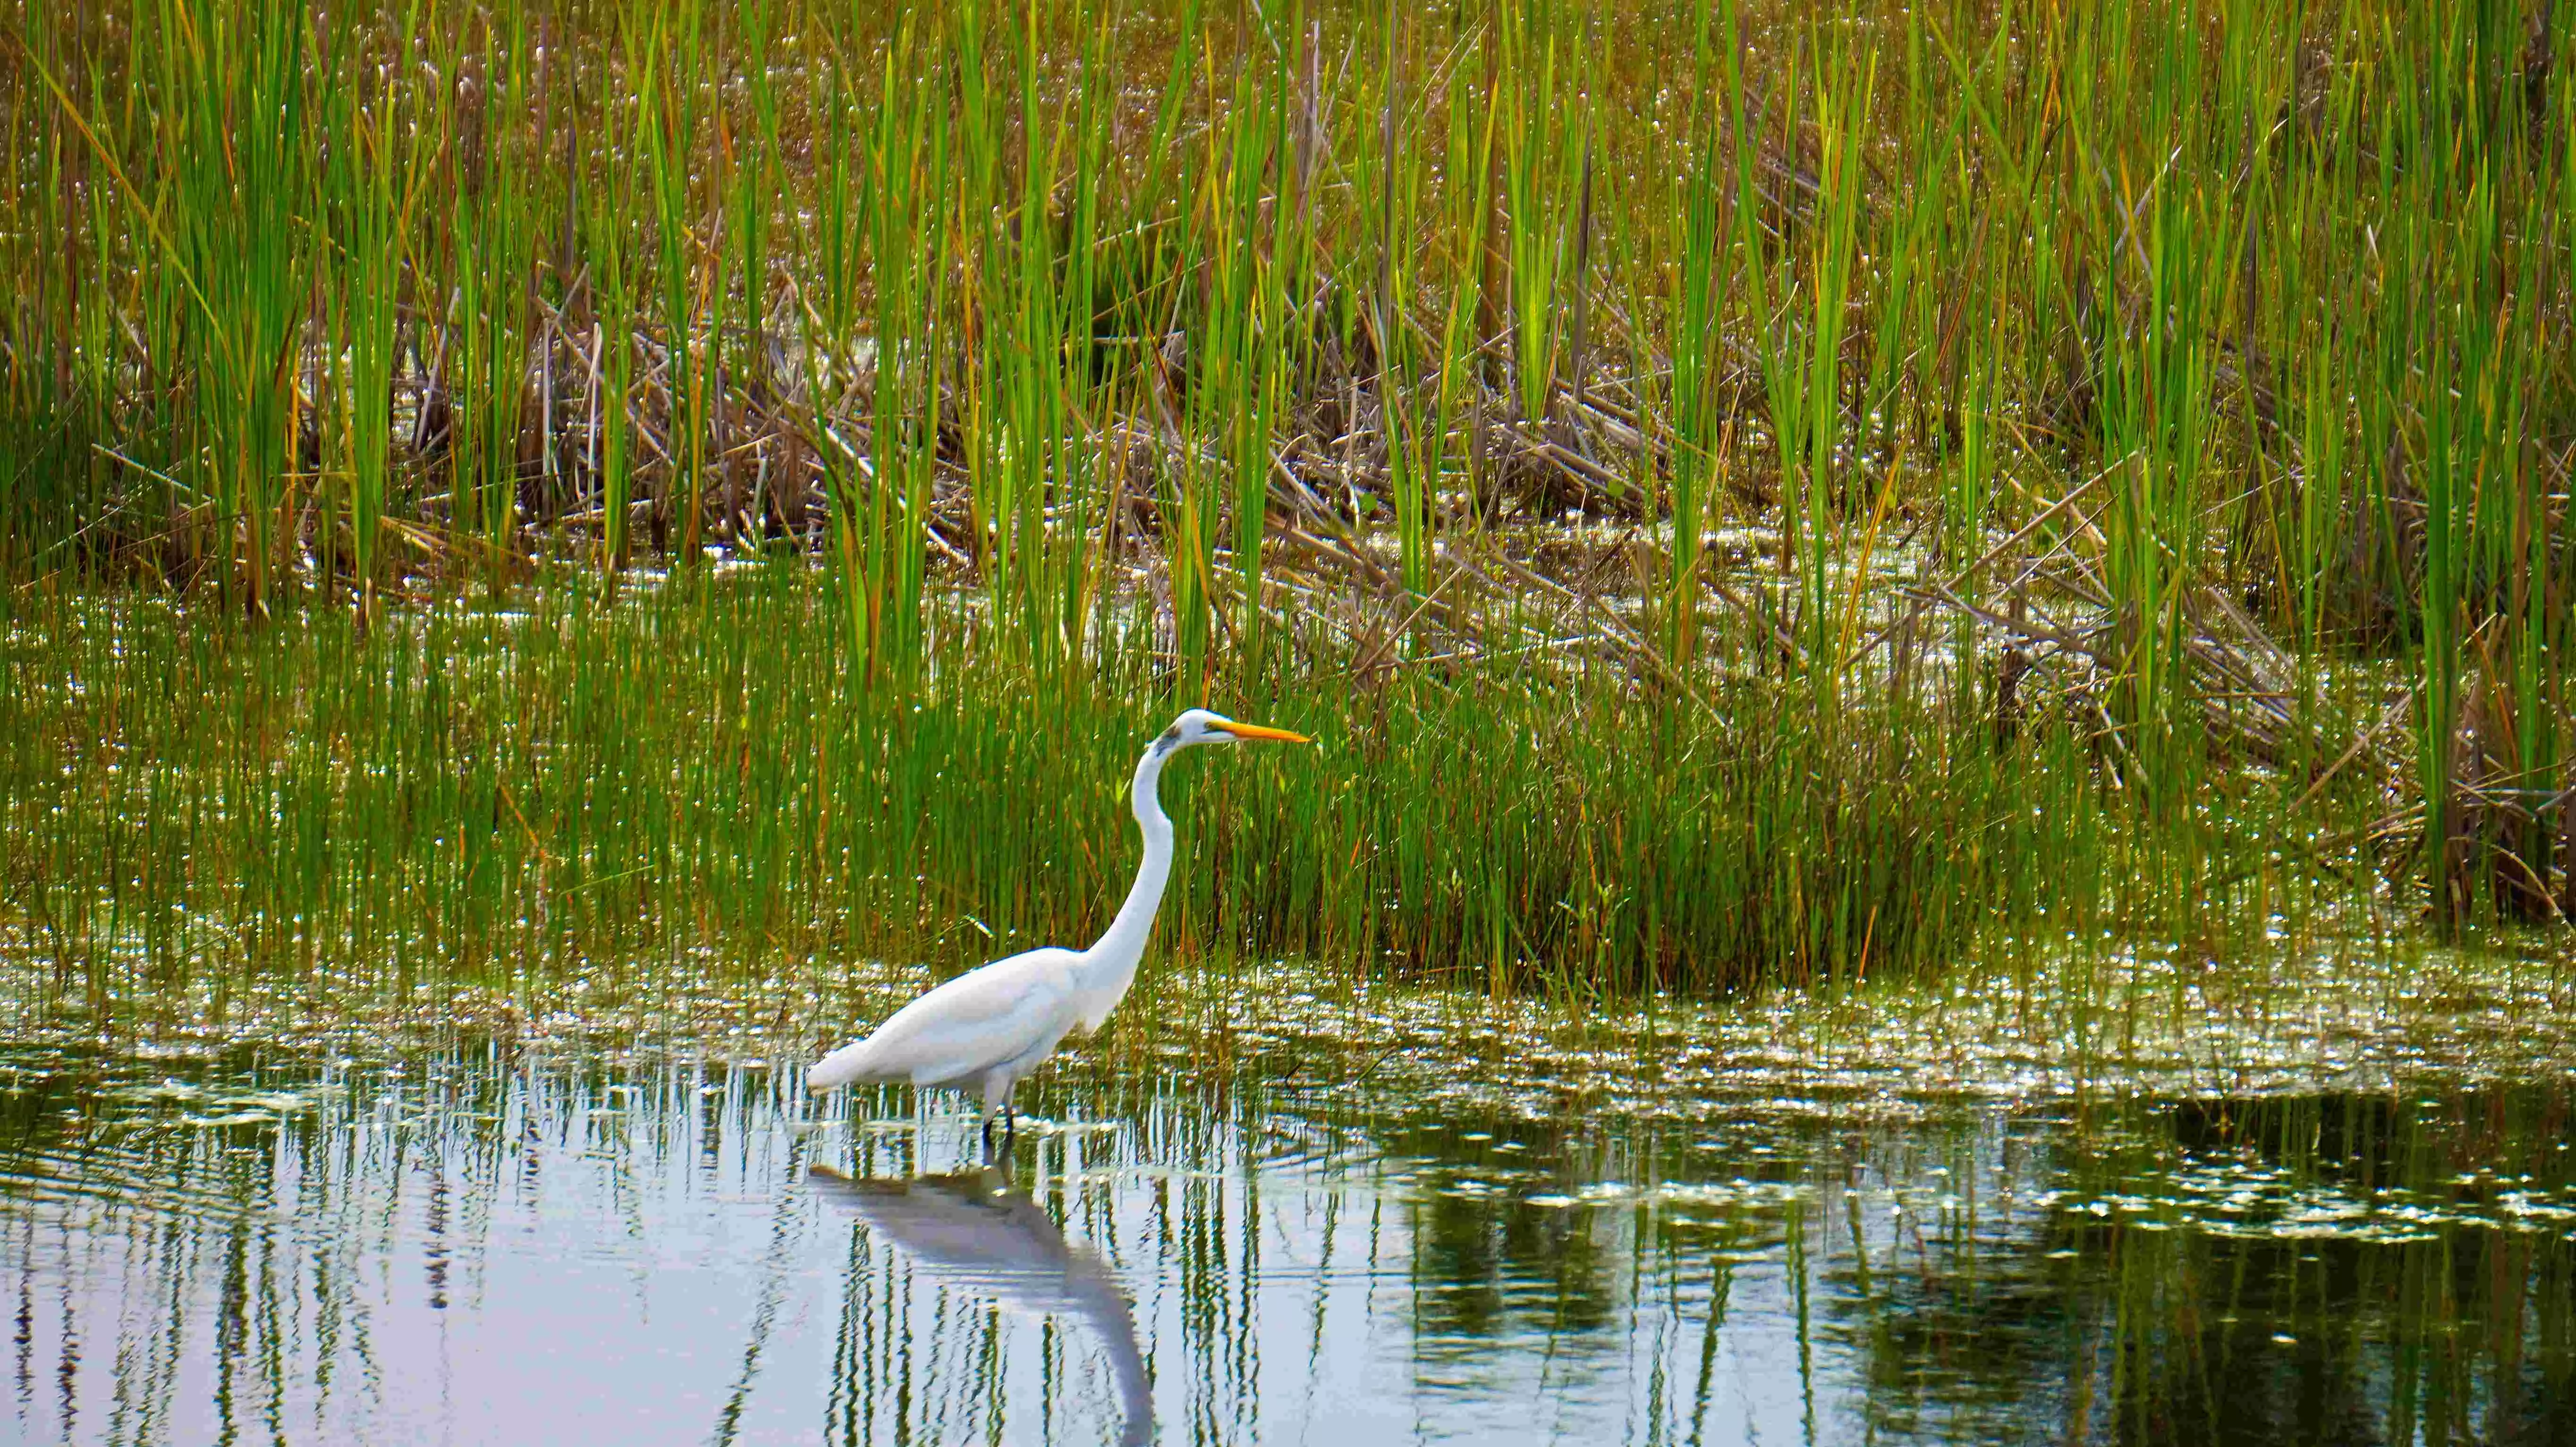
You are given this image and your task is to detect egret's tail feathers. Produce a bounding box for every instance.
[806,1039,880,1091]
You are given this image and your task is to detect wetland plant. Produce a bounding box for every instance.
[0,0,2570,1003]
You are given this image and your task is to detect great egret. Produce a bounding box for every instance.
[806,709,1310,1149]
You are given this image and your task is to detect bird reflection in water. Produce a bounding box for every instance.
[808,1164,1153,1445]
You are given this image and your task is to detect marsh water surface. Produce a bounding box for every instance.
[2,965,2571,1447]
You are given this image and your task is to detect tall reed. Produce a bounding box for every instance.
[2,0,2571,963]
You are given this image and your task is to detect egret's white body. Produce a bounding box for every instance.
[807,710,1307,1128]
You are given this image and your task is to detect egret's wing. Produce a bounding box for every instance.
[810,948,1080,1089]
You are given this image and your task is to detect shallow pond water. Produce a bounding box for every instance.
[3,992,2572,1447]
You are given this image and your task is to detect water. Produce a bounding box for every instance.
[3,996,2571,1447]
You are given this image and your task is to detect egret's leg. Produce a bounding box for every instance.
[980,1071,1020,1163]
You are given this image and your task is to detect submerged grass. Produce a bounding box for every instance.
[0,0,2569,1002]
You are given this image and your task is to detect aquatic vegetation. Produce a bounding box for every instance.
[7,6,2571,1434]
[0,0,2566,951]
[9,559,2366,1014]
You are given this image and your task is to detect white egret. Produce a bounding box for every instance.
[807,709,1310,1149]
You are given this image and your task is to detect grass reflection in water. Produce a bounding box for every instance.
[0,1001,2568,1446]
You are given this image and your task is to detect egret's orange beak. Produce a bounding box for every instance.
[1213,720,1311,744]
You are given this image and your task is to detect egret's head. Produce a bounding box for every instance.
[1156,708,1311,753]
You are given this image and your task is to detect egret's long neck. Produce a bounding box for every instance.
[1084,741,1176,994]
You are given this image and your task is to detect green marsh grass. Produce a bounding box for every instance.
[0,0,2570,999]
[5,566,2187,1013]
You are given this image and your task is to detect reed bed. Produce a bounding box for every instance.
[0,0,2568,1000]
[4,567,2163,1010]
